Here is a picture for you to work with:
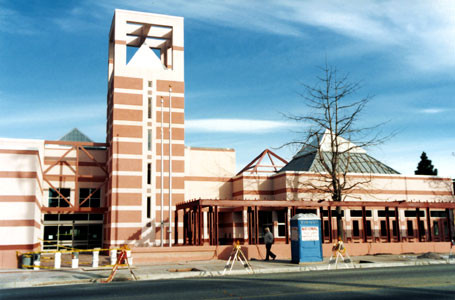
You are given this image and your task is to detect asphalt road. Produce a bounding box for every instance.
[1,264,455,300]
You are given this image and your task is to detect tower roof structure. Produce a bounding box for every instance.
[280,129,399,175]
[59,128,93,142]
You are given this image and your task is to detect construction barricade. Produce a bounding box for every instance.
[222,241,254,275]
[328,238,354,270]
[17,240,134,271]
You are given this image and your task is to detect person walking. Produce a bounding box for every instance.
[264,227,276,261]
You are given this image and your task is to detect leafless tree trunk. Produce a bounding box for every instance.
[284,63,390,241]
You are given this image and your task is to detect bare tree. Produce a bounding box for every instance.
[284,64,391,241]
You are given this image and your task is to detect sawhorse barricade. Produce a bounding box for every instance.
[447,240,455,264]
[328,239,354,270]
[223,241,254,275]
[101,245,137,283]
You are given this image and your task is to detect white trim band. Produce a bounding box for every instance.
[114,88,143,95]
[113,104,143,111]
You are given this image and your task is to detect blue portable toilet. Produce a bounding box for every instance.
[291,213,323,263]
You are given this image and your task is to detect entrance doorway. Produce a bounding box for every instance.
[43,213,103,249]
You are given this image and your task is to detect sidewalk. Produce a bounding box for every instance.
[0,253,453,289]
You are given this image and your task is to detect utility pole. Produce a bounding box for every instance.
[168,85,173,247]
[160,97,164,247]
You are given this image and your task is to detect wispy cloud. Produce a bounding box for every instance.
[280,1,455,72]
[0,1,104,36]
[186,118,295,133]
[94,0,455,72]
[96,0,303,36]
[51,4,106,33]
[0,4,36,35]
[418,108,447,114]
[0,102,105,126]
[52,17,95,33]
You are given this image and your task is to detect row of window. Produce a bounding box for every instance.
[49,188,153,218]
[260,209,449,238]
[48,188,101,208]
[305,209,446,218]
[44,213,103,221]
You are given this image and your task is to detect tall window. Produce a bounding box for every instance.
[276,210,286,237]
[380,220,387,236]
[324,220,329,237]
[147,197,151,219]
[147,163,151,185]
[433,221,439,236]
[48,188,70,207]
[365,221,372,237]
[148,129,152,151]
[407,220,414,236]
[418,221,425,238]
[352,220,360,237]
[79,188,101,208]
[148,97,152,119]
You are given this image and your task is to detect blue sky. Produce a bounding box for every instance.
[0,0,454,177]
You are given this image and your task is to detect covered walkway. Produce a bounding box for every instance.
[175,199,455,246]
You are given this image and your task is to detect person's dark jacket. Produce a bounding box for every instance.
[264,231,274,245]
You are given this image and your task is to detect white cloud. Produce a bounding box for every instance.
[96,0,303,36]
[0,102,105,126]
[418,108,447,114]
[0,1,103,35]
[51,3,105,33]
[0,5,36,35]
[277,0,455,72]
[186,118,295,133]
[95,0,455,72]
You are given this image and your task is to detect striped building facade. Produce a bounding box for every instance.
[0,139,43,267]
[0,9,454,268]
[106,10,185,247]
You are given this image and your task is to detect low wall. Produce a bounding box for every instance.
[239,242,452,260]
[132,245,233,264]
[131,242,451,264]
[322,241,451,256]
[131,242,449,263]
[3,242,451,268]
[0,250,19,269]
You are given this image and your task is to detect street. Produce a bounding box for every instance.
[1,264,455,299]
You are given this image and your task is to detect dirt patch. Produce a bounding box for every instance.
[359,260,374,264]
[417,252,442,260]
[167,268,200,272]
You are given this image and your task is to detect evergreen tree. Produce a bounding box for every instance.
[415,152,438,175]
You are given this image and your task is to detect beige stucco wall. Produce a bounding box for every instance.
[271,172,454,203]
[184,147,235,201]
[232,175,274,200]
[0,138,44,267]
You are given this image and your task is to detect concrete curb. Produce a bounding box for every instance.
[134,259,453,281]
[1,279,96,289]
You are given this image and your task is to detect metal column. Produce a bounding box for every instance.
[385,207,391,243]
[362,206,367,243]
[416,208,422,242]
[426,207,432,242]
[395,207,401,242]
[328,207,333,243]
